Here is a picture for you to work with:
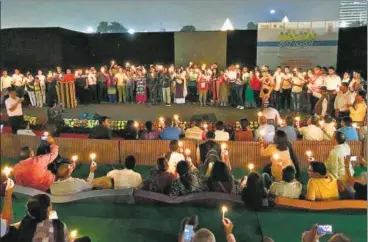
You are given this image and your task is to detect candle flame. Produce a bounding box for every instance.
[248,163,254,171]
[273,154,280,160]
[70,230,78,239]
[174,114,179,121]
[222,206,228,213]
[90,153,96,160]
[43,131,49,136]
[352,123,358,129]
[134,121,139,128]
[185,149,191,155]
[306,150,312,157]
[159,117,165,123]
[3,166,12,177]
[295,117,300,122]
[257,112,262,117]
[221,143,227,150]
[71,155,78,162]
[178,141,183,147]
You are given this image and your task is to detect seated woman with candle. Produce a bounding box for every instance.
[260,130,300,188]
[206,161,237,193]
[241,172,270,211]
[169,160,204,197]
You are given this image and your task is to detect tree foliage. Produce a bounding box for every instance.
[97,21,127,33]
[180,25,196,32]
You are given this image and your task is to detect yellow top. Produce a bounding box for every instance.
[306,173,339,201]
[349,101,367,122]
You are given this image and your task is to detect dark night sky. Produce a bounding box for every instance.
[1,0,341,32]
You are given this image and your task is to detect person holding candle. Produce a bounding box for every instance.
[241,172,269,211]
[0,177,14,239]
[348,90,367,126]
[277,116,298,142]
[120,120,138,140]
[298,116,324,141]
[206,161,237,193]
[185,119,204,141]
[164,140,185,174]
[321,115,337,141]
[140,121,161,140]
[88,116,112,140]
[5,86,24,134]
[269,165,302,199]
[214,121,230,141]
[254,116,275,143]
[197,131,221,164]
[337,117,359,141]
[160,118,181,140]
[107,155,142,189]
[260,130,300,187]
[14,135,59,191]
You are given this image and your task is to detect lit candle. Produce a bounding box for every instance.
[221,206,228,219]
[236,64,240,69]
[305,150,312,158]
[70,230,78,239]
[203,123,208,129]
[259,130,265,137]
[352,123,358,129]
[174,114,179,121]
[90,153,96,162]
[134,121,139,128]
[319,120,325,127]
[257,112,262,117]
[43,131,49,137]
[178,141,183,148]
[3,166,12,179]
[159,117,165,123]
[185,149,191,156]
[248,163,254,171]
[126,62,130,67]
[221,143,227,150]
[71,155,78,162]
[278,119,284,126]
[273,154,280,160]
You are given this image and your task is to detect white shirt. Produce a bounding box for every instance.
[12,73,24,86]
[214,130,230,141]
[334,91,354,112]
[87,73,97,85]
[324,143,353,180]
[226,71,237,81]
[324,74,341,91]
[36,74,46,86]
[107,169,142,189]
[167,152,185,173]
[5,97,23,117]
[323,122,336,141]
[255,124,275,143]
[273,72,283,91]
[269,180,302,199]
[262,107,281,122]
[1,76,12,90]
[299,125,324,141]
[50,177,94,195]
[17,129,36,136]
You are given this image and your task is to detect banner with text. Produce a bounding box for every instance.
[257,21,339,69]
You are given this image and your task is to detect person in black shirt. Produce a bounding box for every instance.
[96,67,108,103]
[88,116,112,140]
[120,120,138,140]
[197,131,221,164]
[75,69,88,105]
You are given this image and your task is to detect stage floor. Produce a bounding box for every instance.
[21,103,270,122]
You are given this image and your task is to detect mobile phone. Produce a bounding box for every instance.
[350,156,357,162]
[183,224,194,242]
[49,210,58,219]
[317,225,333,235]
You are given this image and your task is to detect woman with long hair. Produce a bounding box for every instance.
[241,172,268,211]
[169,160,203,197]
[206,161,235,193]
[17,194,69,242]
[140,121,160,140]
[260,130,300,188]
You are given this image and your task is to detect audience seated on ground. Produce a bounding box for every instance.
[140,121,161,140]
[241,172,269,211]
[344,156,367,200]
[269,165,302,199]
[206,161,236,193]
[13,135,59,191]
[306,162,339,201]
[254,116,275,143]
[107,155,142,189]
[260,130,300,184]
[185,119,204,141]
[196,131,221,164]
[88,116,112,140]
[49,158,98,195]
[214,121,230,141]
[120,120,138,140]
[142,157,176,194]
[165,140,185,174]
[169,160,203,197]
[321,115,336,141]
[16,121,36,136]
[277,116,298,142]
[324,131,352,181]
[160,118,181,140]
[337,117,359,141]
[299,116,324,141]
[234,118,253,141]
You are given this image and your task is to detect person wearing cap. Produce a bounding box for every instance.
[88,116,112,140]
[5,86,24,134]
[313,86,329,118]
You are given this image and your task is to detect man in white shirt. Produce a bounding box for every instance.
[334,82,353,120]
[269,166,302,199]
[11,69,25,97]
[321,116,336,141]
[254,116,275,143]
[272,66,283,109]
[36,70,46,104]
[1,71,12,104]
[50,160,97,195]
[299,116,324,141]
[307,66,324,114]
[164,140,185,174]
[5,87,24,134]
[214,121,230,141]
[87,69,97,103]
[261,107,281,125]
[325,67,341,116]
[107,155,142,189]
[185,119,204,140]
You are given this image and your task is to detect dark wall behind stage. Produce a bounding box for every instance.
[0,27,366,77]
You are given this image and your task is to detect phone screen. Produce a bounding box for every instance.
[317,225,333,235]
[183,225,194,242]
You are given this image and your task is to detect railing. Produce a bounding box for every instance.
[1,134,365,169]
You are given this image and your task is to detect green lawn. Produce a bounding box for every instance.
[1,157,367,242]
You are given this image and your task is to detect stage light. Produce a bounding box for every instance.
[128,28,135,34]
[270,9,276,14]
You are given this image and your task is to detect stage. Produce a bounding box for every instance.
[20,103,274,122]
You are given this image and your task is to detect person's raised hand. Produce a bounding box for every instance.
[47,135,56,145]
[5,178,14,198]
[222,218,234,235]
[344,155,351,168]
[90,161,97,173]
[310,224,324,242]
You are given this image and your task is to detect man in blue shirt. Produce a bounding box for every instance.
[338,117,359,141]
[277,116,298,142]
[160,118,181,140]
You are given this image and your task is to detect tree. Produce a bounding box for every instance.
[247,22,258,30]
[97,21,109,33]
[180,25,196,32]
[109,21,127,33]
